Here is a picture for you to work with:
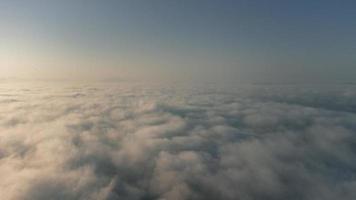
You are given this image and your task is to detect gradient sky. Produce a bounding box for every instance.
[1,0,356,82]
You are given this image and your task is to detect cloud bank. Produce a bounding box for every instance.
[0,81,356,200]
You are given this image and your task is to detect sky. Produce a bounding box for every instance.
[1,0,356,82]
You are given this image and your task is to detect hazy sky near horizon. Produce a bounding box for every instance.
[1,0,356,82]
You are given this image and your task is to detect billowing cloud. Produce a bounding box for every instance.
[0,81,355,200]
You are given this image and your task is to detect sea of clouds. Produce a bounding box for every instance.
[0,80,356,200]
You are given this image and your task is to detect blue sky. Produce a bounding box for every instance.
[1,0,356,82]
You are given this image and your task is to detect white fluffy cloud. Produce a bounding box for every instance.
[0,81,356,200]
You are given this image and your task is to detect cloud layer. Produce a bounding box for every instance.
[0,81,356,200]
